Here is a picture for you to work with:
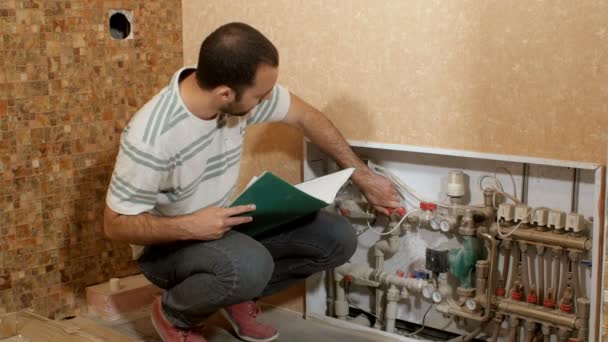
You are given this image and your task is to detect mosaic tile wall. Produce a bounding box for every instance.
[0,0,183,318]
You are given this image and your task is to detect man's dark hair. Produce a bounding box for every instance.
[196,22,279,100]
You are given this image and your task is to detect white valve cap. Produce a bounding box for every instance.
[447,170,466,197]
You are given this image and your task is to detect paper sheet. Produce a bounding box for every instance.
[294,168,355,204]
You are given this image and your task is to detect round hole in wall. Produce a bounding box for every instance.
[109,12,131,40]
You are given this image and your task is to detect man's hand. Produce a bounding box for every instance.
[352,169,400,216]
[184,204,256,240]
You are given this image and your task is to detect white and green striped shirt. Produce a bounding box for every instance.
[106,67,291,258]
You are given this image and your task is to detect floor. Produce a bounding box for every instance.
[0,305,400,342]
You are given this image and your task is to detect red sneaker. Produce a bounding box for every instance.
[151,297,207,342]
[221,301,279,342]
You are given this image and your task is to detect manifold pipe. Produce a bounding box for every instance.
[520,242,530,296]
[497,225,591,250]
[537,246,545,303]
[447,325,486,342]
[489,298,578,329]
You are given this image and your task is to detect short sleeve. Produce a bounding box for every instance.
[246,84,291,125]
[106,132,169,215]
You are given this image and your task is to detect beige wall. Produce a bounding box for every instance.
[182,0,608,312]
[183,0,608,165]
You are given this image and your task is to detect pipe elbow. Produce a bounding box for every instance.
[374,236,400,256]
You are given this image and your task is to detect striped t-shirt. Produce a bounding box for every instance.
[106,67,291,258]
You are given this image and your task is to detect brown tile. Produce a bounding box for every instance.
[2,0,182,318]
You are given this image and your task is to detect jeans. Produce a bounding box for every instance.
[137,210,357,329]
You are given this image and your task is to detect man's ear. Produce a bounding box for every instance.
[213,86,236,104]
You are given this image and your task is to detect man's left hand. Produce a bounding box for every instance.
[352,169,401,216]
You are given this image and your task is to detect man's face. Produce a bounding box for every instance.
[220,64,278,116]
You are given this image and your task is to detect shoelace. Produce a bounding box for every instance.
[248,302,262,318]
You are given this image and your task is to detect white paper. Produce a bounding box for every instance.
[294,168,355,204]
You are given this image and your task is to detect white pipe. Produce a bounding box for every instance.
[371,220,401,328]
[520,242,530,296]
[537,245,545,303]
[333,270,349,320]
[334,263,429,293]
[385,285,399,333]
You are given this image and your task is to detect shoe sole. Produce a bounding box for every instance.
[150,312,168,342]
[220,309,279,342]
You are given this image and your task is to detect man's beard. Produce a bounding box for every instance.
[220,102,254,117]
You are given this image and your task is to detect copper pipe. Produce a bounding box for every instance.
[490,314,504,342]
[493,298,578,328]
[558,253,568,303]
[525,321,536,342]
[498,225,590,250]
[545,250,551,297]
[528,247,536,296]
[508,317,519,342]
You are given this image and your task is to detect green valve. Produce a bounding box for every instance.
[448,236,484,288]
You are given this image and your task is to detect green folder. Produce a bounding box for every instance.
[230,168,355,237]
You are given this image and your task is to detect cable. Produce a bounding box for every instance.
[345,281,385,326]
[495,167,517,200]
[496,206,549,238]
[366,209,422,236]
[401,303,434,337]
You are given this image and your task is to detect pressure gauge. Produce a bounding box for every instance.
[432,291,443,303]
[440,220,451,233]
[430,217,441,230]
[422,285,434,299]
[465,298,478,311]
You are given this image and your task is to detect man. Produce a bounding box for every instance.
[104,22,399,342]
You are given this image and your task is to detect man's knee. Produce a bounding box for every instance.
[314,211,357,266]
[229,235,275,300]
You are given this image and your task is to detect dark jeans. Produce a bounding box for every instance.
[137,210,357,329]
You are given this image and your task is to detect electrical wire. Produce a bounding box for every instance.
[345,281,385,326]
[368,161,448,209]
[366,209,422,236]
[496,206,549,238]
[401,303,434,337]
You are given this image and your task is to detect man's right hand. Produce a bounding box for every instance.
[184,204,256,241]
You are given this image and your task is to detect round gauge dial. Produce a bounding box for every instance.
[422,285,434,299]
[430,218,441,230]
[440,220,451,232]
[432,291,443,303]
[465,298,478,311]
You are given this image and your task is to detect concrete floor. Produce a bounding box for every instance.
[100,305,399,342]
[0,305,410,342]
